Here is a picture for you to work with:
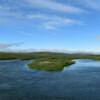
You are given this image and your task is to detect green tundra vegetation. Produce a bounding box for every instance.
[28,57,75,71]
[0,52,100,71]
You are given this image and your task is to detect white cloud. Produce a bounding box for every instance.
[0,5,82,30]
[26,14,81,30]
[25,0,85,13]
[0,5,23,20]
[85,0,100,10]
[0,42,23,49]
[0,0,83,30]
[42,19,79,30]
[75,0,100,10]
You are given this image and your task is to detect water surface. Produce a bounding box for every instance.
[0,59,100,100]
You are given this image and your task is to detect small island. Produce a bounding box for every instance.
[28,58,75,71]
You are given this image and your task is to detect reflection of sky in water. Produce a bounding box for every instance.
[0,59,100,100]
[64,59,100,71]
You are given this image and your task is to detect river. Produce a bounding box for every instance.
[0,59,100,100]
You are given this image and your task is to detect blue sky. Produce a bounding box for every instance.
[0,0,100,53]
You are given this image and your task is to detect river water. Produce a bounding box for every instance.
[0,59,100,100]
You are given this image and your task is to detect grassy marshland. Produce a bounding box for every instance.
[0,52,100,71]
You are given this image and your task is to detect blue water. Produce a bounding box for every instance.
[0,59,100,100]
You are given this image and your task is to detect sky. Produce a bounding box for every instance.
[0,0,100,53]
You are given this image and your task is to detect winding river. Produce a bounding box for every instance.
[0,59,100,100]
